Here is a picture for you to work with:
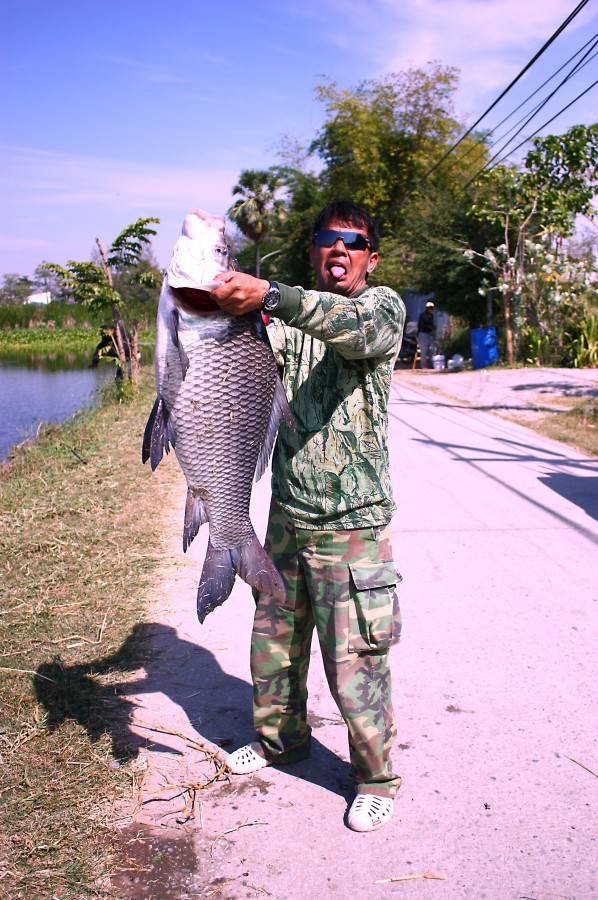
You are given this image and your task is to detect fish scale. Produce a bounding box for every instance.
[142,206,294,623]
[172,314,279,549]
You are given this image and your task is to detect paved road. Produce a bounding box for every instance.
[119,370,597,899]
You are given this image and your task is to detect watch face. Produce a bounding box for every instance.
[262,283,280,311]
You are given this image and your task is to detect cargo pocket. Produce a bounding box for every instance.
[347,560,402,653]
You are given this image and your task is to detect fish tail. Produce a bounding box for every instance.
[235,534,286,601]
[196,540,237,623]
[196,534,286,624]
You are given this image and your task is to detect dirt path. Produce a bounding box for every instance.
[110,368,598,899]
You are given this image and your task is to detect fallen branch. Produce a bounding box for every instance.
[59,612,108,648]
[134,720,229,769]
[211,821,268,856]
[0,667,58,684]
[375,872,447,883]
[221,821,268,837]
[566,756,598,779]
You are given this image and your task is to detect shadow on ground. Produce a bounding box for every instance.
[34,621,351,792]
[539,473,598,520]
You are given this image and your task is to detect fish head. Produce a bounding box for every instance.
[167,208,233,293]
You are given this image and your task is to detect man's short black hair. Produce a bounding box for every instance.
[313,200,380,252]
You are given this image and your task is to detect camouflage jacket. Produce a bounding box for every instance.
[267,282,406,530]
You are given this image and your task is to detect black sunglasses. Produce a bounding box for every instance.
[313,229,372,251]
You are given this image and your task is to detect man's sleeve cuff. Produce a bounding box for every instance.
[276,283,302,320]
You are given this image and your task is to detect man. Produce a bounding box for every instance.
[417,300,436,368]
[210,200,405,832]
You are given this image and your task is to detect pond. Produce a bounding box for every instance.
[0,352,116,462]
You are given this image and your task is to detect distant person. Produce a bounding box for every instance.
[417,301,436,368]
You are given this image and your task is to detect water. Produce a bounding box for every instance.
[0,356,114,462]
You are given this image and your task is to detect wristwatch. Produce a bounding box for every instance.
[261,280,281,313]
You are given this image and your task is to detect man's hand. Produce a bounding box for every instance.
[210,272,269,315]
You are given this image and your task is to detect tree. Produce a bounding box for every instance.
[310,64,469,225]
[0,274,34,306]
[466,124,598,362]
[42,217,160,393]
[227,170,286,278]
[293,64,495,303]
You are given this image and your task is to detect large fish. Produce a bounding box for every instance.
[142,208,293,622]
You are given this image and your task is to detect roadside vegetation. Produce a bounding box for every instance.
[527,395,598,457]
[0,325,156,357]
[0,370,183,898]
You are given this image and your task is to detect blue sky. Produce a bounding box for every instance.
[0,0,596,280]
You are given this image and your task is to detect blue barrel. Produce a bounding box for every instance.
[470,327,499,369]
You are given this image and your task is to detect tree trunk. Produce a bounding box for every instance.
[503,290,514,364]
[130,326,140,392]
[98,237,134,386]
[255,241,261,279]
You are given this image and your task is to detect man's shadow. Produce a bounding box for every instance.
[34,622,352,800]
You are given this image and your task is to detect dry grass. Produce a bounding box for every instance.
[0,370,182,898]
[529,396,598,457]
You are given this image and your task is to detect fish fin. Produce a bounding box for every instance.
[255,378,296,482]
[167,306,190,380]
[142,396,176,471]
[196,534,286,623]
[235,535,286,600]
[196,541,237,623]
[183,488,208,552]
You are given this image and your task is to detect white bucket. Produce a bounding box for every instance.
[432,354,445,370]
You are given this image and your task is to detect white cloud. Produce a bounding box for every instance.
[300,0,594,119]
[379,0,594,110]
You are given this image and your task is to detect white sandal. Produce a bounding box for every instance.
[226,742,270,775]
[347,794,393,832]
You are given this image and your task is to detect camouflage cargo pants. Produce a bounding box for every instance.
[251,501,402,797]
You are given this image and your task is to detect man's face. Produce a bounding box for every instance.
[309,219,379,295]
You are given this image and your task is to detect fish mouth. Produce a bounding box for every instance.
[174,286,223,315]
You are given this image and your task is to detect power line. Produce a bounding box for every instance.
[458,78,598,193]
[485,78,598,174]
[384,0,592,214]
[470,34,598,180]
[444,30,598,179]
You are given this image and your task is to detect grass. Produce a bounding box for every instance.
[0,327,155,355]
[0,327,99,354]
[528,396,598,457]
[0,369,182,898]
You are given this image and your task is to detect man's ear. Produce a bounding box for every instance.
[367,252,379,274]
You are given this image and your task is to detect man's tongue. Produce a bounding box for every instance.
[331,265,346,279]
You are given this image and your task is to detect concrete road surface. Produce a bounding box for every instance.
[118,369,597,900]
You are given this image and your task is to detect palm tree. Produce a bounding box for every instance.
[227,169,285,278]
